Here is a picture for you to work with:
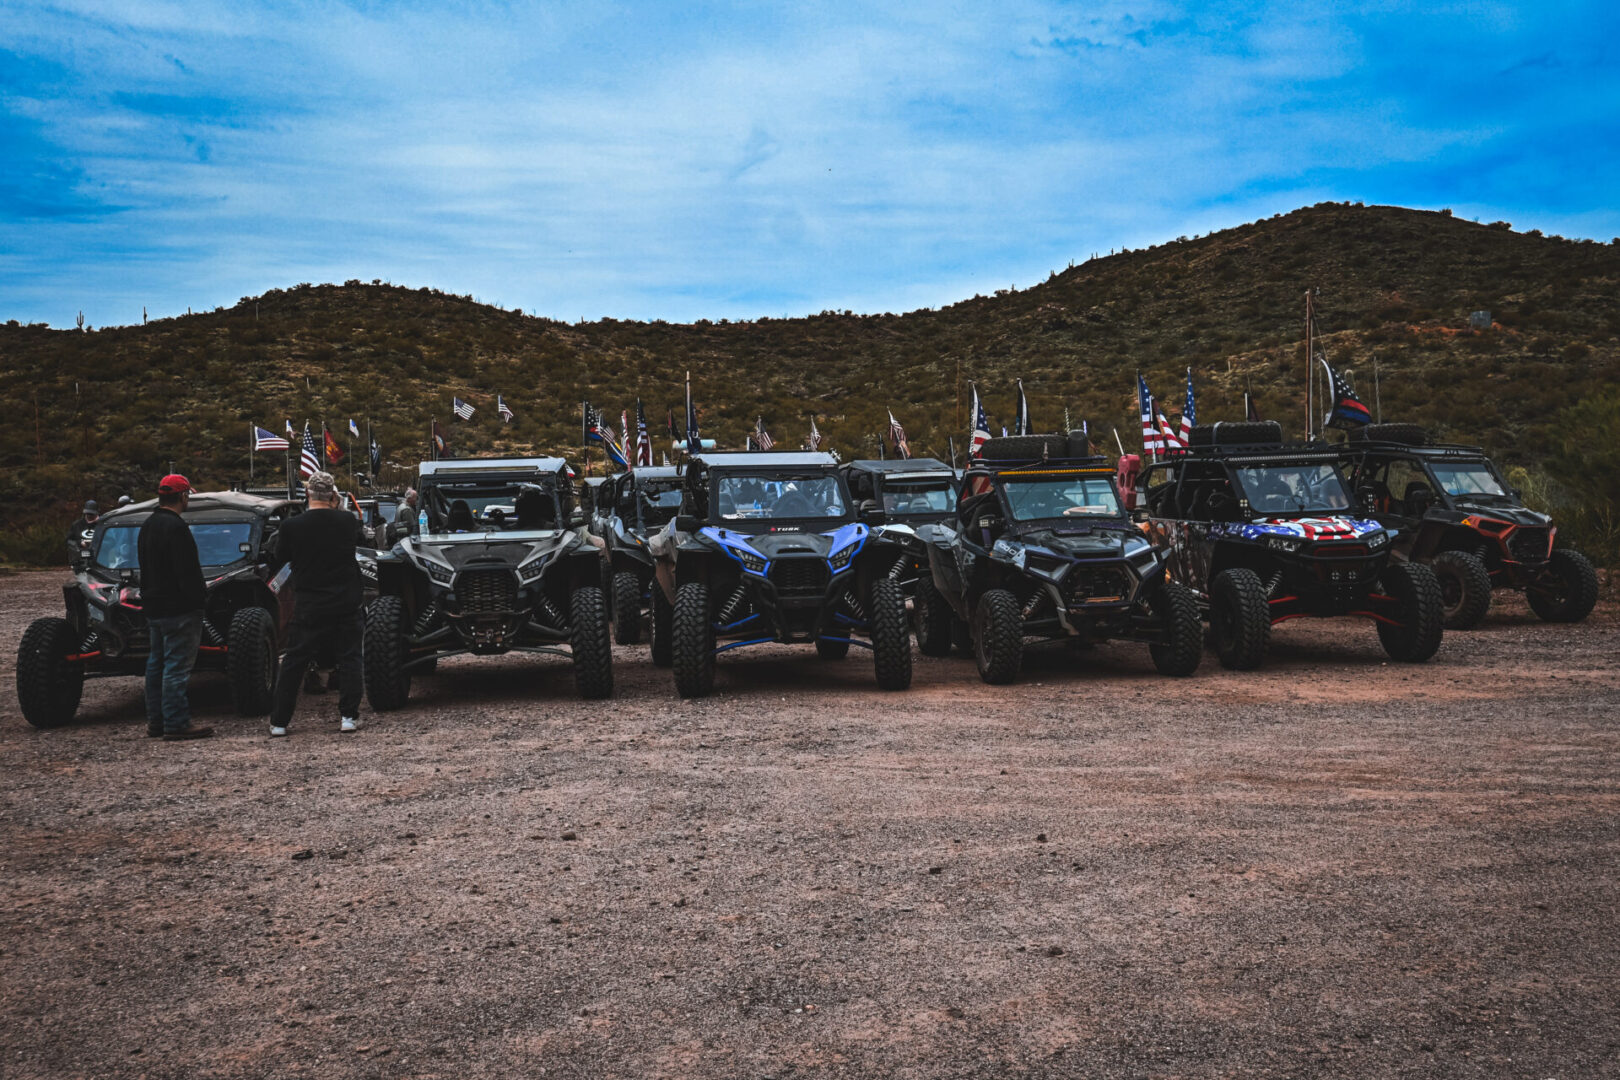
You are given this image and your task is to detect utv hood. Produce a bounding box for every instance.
[1014,521,1144,560]
[1449,502,1550,527]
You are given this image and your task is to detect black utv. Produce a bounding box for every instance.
[359,456,612,708]
[591,466,685,645]
[1139,421,1442,669]
[17,492,301,728]
[922,432,1203,683]
[1341,425,1598,628]
[648,451,912,698]
[839,458,958,642]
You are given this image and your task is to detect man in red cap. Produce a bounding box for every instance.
[137,474,212,741]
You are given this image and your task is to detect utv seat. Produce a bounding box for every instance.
[447,500,475,532]
[1404,482,1434,517]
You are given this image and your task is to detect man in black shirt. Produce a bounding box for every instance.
[67,500,99,568]
[267,471,368,736]
[137,475,212,741]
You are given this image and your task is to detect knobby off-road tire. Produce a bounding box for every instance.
[1432,550,1492,630]
[815,637,850,660]
[870,578,913,691]
[672,581,715,698]
[972,589,1023,685]
[1377,562,1445,662]
[226,606,278,716]
[650,585,674,668]
[1527,548,1599,623]
[363,596,412,711]
[17,617,84,729]
[569,585,614,700]
[1148,580,1204,677]
[611,570,643,646]
[1208,568,1270,670]
[911,574,954,658]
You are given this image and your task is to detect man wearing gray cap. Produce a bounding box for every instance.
[265,471,368,736]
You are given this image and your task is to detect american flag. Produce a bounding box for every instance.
[1178,368,1196,446]
[498,394,513,423]
[887,410,910,459]
[1320,359,1372,428]
[807,417,823,451]
[452,396,475,420]
[254,426,289,451]
[1138,374,1163,455]
[754,417,774,451]
[634,400,652,467]
[299,424,321,478]
[969,384,991,458]
[584,403,628,466]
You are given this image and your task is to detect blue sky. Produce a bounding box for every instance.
[3,1,1617,328]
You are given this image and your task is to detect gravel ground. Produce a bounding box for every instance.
[2,568,1617,1079]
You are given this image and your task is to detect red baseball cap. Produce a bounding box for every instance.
[157,474,193,494]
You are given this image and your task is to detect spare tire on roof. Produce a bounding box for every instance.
[978,434,1068,461]
[1349,423,1428,446]
[1066,429,1097,459]
[1188,421,1284,447]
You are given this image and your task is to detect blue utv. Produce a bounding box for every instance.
[648,451,913,698]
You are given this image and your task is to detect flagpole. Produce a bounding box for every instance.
[1304,289,1315,442]
[1373,354,1382,424]
[249,424,254,484]
[1114,427,1125,456]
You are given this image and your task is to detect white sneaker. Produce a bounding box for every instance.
[340,716,359,733]
[269,725,288,738]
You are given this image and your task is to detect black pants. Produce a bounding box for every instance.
[271,609,364,727]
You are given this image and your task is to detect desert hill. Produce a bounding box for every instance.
[2,202,1617,563]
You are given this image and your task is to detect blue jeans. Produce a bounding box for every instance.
[145,612,204,734]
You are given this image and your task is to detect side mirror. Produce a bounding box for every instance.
[1511,488,1524,502]
[857,499,885,525]
[568,508,586,528]
[674,515,700,534]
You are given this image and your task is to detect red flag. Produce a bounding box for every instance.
[323,424,345,464]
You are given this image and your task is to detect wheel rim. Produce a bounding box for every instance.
[1437,569,1463,615]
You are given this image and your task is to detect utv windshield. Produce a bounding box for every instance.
[639,485,684,528]
[94,521,255,569]
[1429,463,1508,500]
[881,480,953,516]
[1234,462,1351,515]
[425,480,560,532]
[1002,475,1121,521]
[715,473,849,520]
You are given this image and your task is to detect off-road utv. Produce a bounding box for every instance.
[1139,421,1442,669]
[648,451,912,697]
[359,456,612,708]
[17,492,301,728]
[839,458,959,648]
[1341,425,1598,628]
[591,467,685,646]
[921,432,1202,683]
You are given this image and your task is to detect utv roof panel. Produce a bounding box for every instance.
[694,451,838,468]
[629,466,682,481]
[419,457,568,476]
[845,458,953,477]
[99,491,298,522]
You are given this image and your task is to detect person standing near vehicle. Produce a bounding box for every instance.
[138,476,212,741]
[266,471,367,736]
[67,500,99,567]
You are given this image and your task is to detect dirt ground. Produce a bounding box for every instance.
[2,569,1617,1079]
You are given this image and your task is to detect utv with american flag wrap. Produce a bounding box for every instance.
[1340,425,1598,628]
[358,456,613,709]
[922,432,1204,684]
[1138,421,1443,669]
[16,491,301,728]
[648,450,912,698]
[838,458,960,653]
[589,465,685,649]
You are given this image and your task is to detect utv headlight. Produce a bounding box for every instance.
[358,559,378,581]
[1368,530,1388,549]
[828,537,864,572]
[726,546,767,574]
[425,560,455,584]
[1266,536,1303,553]
[518,553,549,583]
[991,538,1027,570]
